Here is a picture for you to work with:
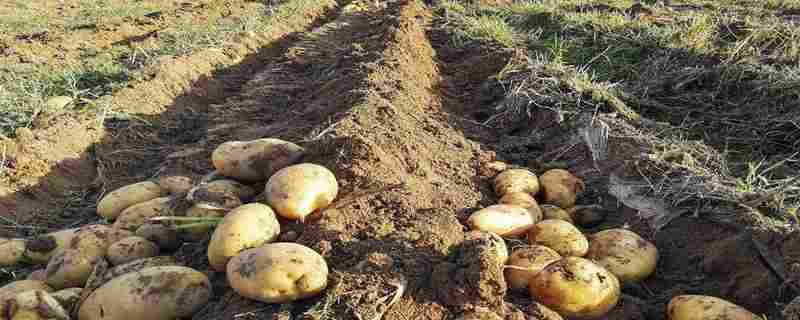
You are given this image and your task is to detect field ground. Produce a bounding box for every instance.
[1,0,800,319]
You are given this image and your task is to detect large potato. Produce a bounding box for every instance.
[44,249,102,289]
[541,205,574,224]
[212,138,305,182]
[504,245,561,291]
[25,228,80,264]
[494,169,540,197]
[586,229,658,282]
[78,266,211,320]
[106,236,160,266]
[528,219,588,257]
[83,256,181,296]
[539,169,584,208]
[468,204,540,238]
[5,289,69,320]
[97,181,166,220]
[227,242,328,303]
[529,257,620,319]
[0,238,26,266]
[265,163,338,221]
[135,223,180,251]
[667,295,759,320]
[207,203,281,271]
[113,197,175,231]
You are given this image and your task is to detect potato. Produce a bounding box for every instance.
[667,295,759,320]
[189,179,257,202]
[528,219,589,257]
[44,249,102,289]
[529,257,621,319]
[265,163,338,221]
[135,223,180,251]
[113,197,176,231]
[539,169,584,208]
[5,289,69,320]
[227,242,328,303]
[494,169,540,197]
[0,281,54,316]
[50,288,82,312]
[67,225,134,257]
[212,138,305,182]
[499,192,544,218]
[541,205,574,224]
[465,230,509,264]
[570,206,606,228]
[207,203,281,271]
[468,204,541,238]
[504,245,561,291]
[0,238,26,266]
[27,270,47,282]
[78,266,211,320]
[97,181,166,220]
[83,256,181,296]
[157,175,194,195]
[179,204,230,242]
[585,229,658,283]
[106,236,160,266]
[25,228,80,264]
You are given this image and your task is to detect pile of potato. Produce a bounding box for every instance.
[469,166,761,320]
[0,138,335,320]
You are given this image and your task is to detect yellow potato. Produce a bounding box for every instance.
[0,238,26,266]
[25,228,80,264]
[97,181,166,220]
[44,249,102,289]
[529,257,621,319]
[527,219,588,257]
[468,204,541,238]
[265,163,338,221]
[212,138,305,182]
[227,242,328,303]
[67,225,134,257]
[157,175,194,195]
[586,229,658,282]
[494,169,540,197]
[541,205,574,224]
[79,266,211,320]
[539,169,585,208]
[5,289,69,320]
[86,256,181,295]
[499,192,544,218]
[0,280,54,316]
[113,197,175,231]
[106,236,160,266]
[504,245,561,292]
[135,223,180,251]
[667,295,759,320]
[50,288,82,312]
[207,203,281,271]
[189,179,258,202]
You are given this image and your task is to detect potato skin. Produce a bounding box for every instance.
[541,205,574,224]
[468,204,540,238]
[265,163,338,221]
[191,179,257,201]
[539,169,584,208]
[97,181,166,220]
[67,225,134,257]
[585,229,658,282]
[106,236,160,266]
[44,249,102,289]
[207,203,281,271]
[212,138,305,182]
[499,192,544,218]
[227,242,328,303]
[157,175,194,195]
[667,295,759,320]
[528,219,589,257]
[113,197,175,231]
[6,289,69,320]
[505,245,561,292]
[78,266,211,320]
[494,169,540,197]
[465,230,509,264]
[0,238,26,267]
[529,257,620,319]
[0,281,54,316]
[25,228,80,264]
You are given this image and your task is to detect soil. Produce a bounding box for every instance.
[0,0,797,319]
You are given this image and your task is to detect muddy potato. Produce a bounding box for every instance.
[87,256,181,294]
[212,138,305,182]
[97,181,166,220]
[106,236,160,266]
[504,245,561,292]
[465,230,509,264]
[68,225,134,257]
[44,249,102,289]
[528,219,589,257]
[494,169,540,197]
[50,288,82,313]
[586,229,658,283]
[0,238,26,266]
[136,223,180,251]
[468,204,540,238]
[5,289,69,320]
[667,295,759,320]
[25,228,80,264]
[207,203,281,271]
[227,242,328,303]
[539,169,585,208]
[265,163,338,221]
[530,257,621,319]
[541,205,574,224]
[0,281,55,316]
[78,266,211,320]
[570,206,606,228]
[113,197,175,231]
[189,179,257,202]
[157,175,194,195]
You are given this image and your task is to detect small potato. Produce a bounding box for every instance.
[265,163,338,221]
[5,289,69,320]
[0,281,55,316]
[207,203,281,271]
[527,219,588,257]
[212,138,305,182]
[504,245,561,291]
[227,242,328,303]
[44,249,102,290]
[529,257,620,319]
[494,169,540,197]
[570,206,606,228]
[667,295,759,320]
[158,175,194,195]
[499,192,544,218]
[586,229,658,283]
[50,288,82,312]
[189,179,257,202]
[0,238,26,266]
[68,225,134,257]
[79,266,211,320]
[25,228,80,264]
[465,230,509,264]
[97,181,166,220]
[135,223,180,251]
[468,204,540,238]
[539,169,585,208]
[106,236,160,266]
[541,205,574,224]
[113,197,175,231]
